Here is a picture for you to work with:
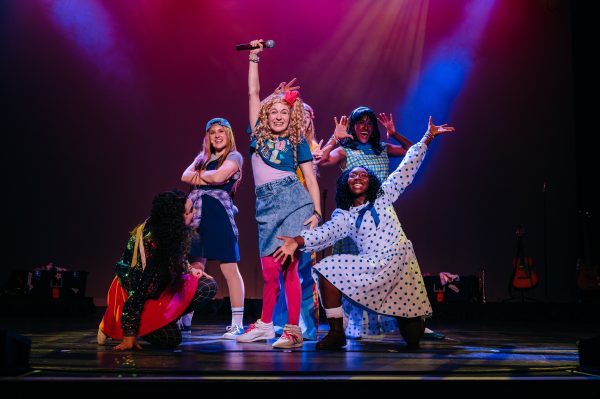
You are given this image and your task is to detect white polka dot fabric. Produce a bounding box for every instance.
[302,143,433,319]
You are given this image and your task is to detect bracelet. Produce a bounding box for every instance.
[249,54,260,63]
[313,210,322,221]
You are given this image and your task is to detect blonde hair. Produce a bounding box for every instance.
[303,102,316,145]
[253,93,307,166]
[194,124,242,193]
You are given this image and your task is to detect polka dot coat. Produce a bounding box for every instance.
[301,143,432,318]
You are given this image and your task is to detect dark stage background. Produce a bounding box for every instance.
[2,0,595,305]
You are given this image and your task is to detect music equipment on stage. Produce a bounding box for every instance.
[510,225,539,290]
[478,268,487,303]
[423,275,482,304]
[3,269,89,298]
[576,259,600,291]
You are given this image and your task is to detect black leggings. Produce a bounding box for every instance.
[142,275,218,348]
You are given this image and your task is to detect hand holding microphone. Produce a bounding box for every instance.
[235,39,275,51]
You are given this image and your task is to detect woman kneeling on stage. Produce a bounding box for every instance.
[275,117,454,350]
[97,190,218,350]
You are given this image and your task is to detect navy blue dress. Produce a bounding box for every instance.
[189,152,242,263]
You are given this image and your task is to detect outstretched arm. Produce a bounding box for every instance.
[302,209,353,252]
[422,115,454,145]
[382,116,455,202]
[273,236,304,265]
[248,39,264,132]
[274,209,353,264]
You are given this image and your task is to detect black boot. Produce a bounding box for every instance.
[397,317,424,349]
[316,318,347,350]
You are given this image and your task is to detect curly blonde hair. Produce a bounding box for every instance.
[303,102,316,145]
[253,93,307,166]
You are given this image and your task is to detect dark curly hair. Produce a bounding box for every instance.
[335,166,383,211]
[340,106,384,155]
[147,189,192,293]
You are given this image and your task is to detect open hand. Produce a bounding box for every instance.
[273,77,300,95]
[377,113,397,140]
[303,214,320,229]
[113,336,142,351]
[312,139,325,162]
[273,236,299,264]
[333,116,353,141]
[427,115,455,138]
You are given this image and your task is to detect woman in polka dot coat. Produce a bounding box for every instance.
[274,116,455,349]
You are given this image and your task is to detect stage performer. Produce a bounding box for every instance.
[97,190,217,350]
[274,117,454,350]
[235,39,321,349]
[181,117,246,340]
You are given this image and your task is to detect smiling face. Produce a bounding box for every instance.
[207,124,229,153]
[267,102,291,134]
[347,166,370,196]
[353,115,374,144]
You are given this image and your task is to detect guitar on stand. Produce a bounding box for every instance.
[575,210,600,302]
[504,225,539,302]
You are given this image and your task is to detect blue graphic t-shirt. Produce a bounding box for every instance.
[249,135,313,173]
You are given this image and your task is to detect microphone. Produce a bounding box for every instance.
[235,40,275,51]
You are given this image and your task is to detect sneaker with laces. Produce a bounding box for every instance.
[272,324,303,348]
[236,319,275,342]
[222,324,244,340]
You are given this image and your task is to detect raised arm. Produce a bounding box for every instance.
[315,116,352,167]
[248,40,264,131]
[377,113,412,158]
[381,116,455,203]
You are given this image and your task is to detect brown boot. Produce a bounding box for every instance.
[316,318,347,350]
[397,317,424,349]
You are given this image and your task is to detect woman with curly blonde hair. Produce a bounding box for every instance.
[235,39,322,349]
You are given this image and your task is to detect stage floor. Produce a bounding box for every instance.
[2,308,600,396]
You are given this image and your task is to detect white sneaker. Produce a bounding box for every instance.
[222,324,245,340]
[97,328,107,345]
[272,324,303,348]
[236,319,275,342]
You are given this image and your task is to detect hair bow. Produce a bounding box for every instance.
[283,90,299,106]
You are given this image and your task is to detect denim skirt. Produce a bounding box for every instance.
[255,175,314,257]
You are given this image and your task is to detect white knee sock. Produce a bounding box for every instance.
[231,306,244,327]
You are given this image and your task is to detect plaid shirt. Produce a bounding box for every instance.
[333,143,389,255]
